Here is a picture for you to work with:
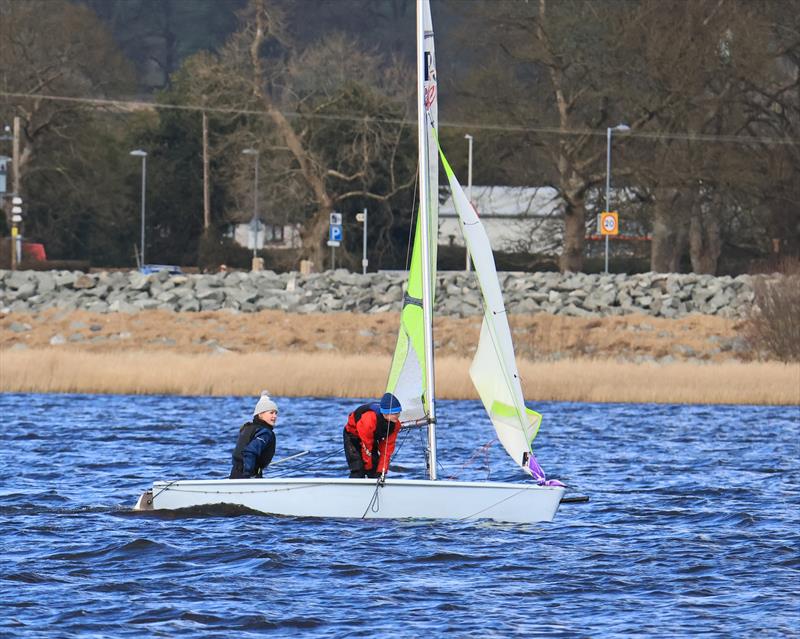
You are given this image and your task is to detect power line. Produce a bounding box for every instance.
[1,90,798,146]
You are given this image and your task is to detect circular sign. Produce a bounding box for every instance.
[600,212,619,235]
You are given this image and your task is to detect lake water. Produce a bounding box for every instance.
[1,393,798,638]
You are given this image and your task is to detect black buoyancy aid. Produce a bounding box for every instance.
[346,403,397,442]
[229,420,274,479]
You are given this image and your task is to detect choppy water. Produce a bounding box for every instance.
[1,393,798,637]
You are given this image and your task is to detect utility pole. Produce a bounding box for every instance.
[242,148,260,262]
[12,117,20,195]
[202,112,210,231]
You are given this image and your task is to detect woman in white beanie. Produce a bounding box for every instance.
[229,391,279,479]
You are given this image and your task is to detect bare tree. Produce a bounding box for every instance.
[455,0,652,272]
[623,0,781,273]
[172,0,417,268]
[0,0,135,187]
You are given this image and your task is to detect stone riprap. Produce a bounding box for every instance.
[0,269,759,318]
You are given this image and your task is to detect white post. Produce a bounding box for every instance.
[11,197,22,270]
[465,133,473,272]
[362,207,368,275]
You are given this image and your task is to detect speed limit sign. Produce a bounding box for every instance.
[599,211,619,236]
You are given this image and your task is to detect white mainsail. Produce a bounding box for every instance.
[385,0,439,426]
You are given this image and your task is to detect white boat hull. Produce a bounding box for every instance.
[134,477,565,524]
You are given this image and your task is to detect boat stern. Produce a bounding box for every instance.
[134,489,154,511]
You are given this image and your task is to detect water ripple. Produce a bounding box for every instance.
[0,393,797,637]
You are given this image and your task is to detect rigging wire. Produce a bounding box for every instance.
[265,410,420,481]
[445,438,498,481]
[2,90,797,145]
[404,164,419,272]
[264,446,342,478]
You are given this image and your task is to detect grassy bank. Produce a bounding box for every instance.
[2,349,798,405]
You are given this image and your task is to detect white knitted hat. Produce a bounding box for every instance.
[253,390,278,417]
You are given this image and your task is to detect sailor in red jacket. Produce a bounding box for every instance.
[343,392,402,479]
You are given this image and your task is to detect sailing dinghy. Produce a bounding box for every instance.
[134,0,566,524]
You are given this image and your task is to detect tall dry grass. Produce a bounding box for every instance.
[2,349,798,405]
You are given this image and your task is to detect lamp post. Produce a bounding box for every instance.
[242,148,260,259]
[604,124,629,274]
[464,133,473,272]
[129,149,147,269]
[356,208,368,275]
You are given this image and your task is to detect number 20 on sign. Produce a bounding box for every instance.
[599,211,619,236]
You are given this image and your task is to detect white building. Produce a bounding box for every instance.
[439,186,564,254]
[229,219,303,250]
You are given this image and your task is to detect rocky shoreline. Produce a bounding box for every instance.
[0,268,761,318]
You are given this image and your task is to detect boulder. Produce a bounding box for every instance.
[72,274,96,290]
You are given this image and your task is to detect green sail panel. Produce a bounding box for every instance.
[386,213,428,421]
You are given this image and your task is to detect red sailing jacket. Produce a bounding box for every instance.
[344,403,400,474]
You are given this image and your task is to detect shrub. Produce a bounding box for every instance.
[745,273,800,362]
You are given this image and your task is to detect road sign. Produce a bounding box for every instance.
[329,224,343,242]
[326,240,340,247]
[599,211,619,236]
[330,212,342,225]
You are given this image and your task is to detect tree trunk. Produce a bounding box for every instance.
[302,208,335,271]
[554,162,589,277]
[250,2,333,268]
[560,207,586,272]
[688,196,721,274]
[651,187,685,272]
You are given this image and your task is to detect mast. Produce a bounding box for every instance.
[417,0,437,480]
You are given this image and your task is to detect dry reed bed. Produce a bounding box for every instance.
[2,349,798,405]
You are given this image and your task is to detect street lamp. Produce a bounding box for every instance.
[604,124,630,274]
[464,133,473,272]
[242,148,260,258]
[356,208,368,275]
[129,149,147,268]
